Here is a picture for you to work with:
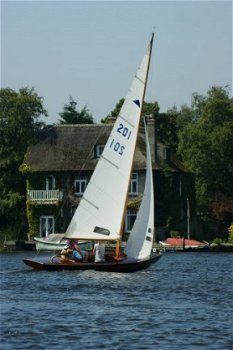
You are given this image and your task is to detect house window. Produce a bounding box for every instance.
[96,145,104,158]
[129,172,138,195]
[46,175,55,190]
[74,177,87,195]
[40,216,54,237]
[125,210,137,231]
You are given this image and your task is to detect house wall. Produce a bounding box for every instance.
[26,169,147,237]
[27,167,194,240]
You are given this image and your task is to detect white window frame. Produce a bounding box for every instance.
[74,176,87,196]
[96,145,104,158]
[39,216,54,238]
[125,210,137,232]
[129,172,138,195]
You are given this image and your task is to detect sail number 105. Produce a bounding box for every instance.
[109,123,132,156]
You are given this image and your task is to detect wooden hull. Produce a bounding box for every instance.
[22,252,162,273]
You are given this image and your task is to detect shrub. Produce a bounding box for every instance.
[212,237,225,245]
[169,230,180,238]
[227,223,233,243]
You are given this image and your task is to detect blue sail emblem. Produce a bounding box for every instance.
[133,99,140,108]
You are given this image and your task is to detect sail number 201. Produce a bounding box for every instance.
[109,123,132,156]
[117,123,132,139]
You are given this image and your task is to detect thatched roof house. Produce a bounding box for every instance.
[23,121,192,239]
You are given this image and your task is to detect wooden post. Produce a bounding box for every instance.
[115,240,121,259]
[187,198,190,240]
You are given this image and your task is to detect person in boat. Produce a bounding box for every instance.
[93,240,106,262]
[61,239,88,262]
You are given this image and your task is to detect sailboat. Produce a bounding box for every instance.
[23,33,162,272]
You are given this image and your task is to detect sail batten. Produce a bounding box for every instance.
[100,156,119,169]
[118,115,135,128]
[135,75,145,84]
[82,197,99,210]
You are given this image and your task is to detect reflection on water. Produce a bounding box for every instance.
[0,251,232,350]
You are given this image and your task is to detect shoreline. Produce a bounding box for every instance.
[1,240,233,253]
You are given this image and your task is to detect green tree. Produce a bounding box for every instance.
[0,87,47,240]
[101,98,159,123]
[155,108,179,149]
[59,97,94,124]
[101,98,125,123]
[177,86,233,228]
[142,101,159,117]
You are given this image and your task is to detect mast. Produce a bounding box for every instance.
[115,33,155,258]
[142,32,154,110]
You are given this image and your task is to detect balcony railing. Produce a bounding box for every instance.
[27,190,63,204]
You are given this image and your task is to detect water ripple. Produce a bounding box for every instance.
[0,252,232,350]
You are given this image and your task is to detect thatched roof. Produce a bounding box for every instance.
[24,124,149,172]
[24,124,189,173]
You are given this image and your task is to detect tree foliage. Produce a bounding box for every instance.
[101,98,125,123]
[155,108,179,149]
[177,86,233,226]
[59,97,94,124]
[0,87,47,238]
[143,101,159,118]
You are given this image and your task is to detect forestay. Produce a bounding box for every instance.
[65,35,154,241]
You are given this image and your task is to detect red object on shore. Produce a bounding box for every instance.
[164,238,206,247]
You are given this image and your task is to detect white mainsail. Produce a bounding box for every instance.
[124,120,154,259]
[65,34,154,241]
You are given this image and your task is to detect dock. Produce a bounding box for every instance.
[153,243,233,252]
[3,240,36,251]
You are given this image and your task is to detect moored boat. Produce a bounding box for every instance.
[34,234,91,251]
[159,238,209,252]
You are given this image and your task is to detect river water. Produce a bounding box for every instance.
[0,251,232,350]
